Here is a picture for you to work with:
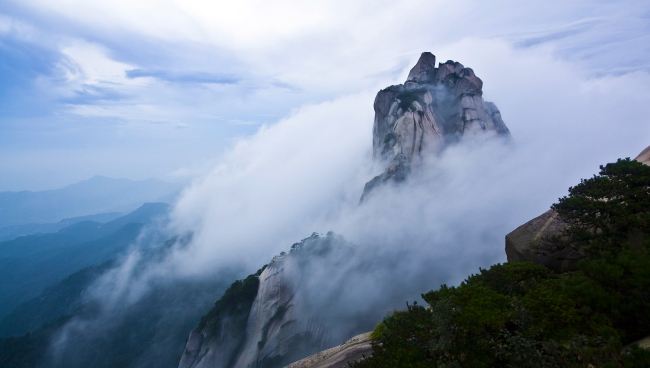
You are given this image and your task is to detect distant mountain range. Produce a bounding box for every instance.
[0,212,123,242]
[0,176,215,368]
[0,176,180,228]
[0,202,170,320]
[0,204,232,368]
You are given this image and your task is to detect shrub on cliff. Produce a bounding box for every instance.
[552,158,650,256]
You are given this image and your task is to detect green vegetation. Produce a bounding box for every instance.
[552,158,650,256]
[191,266,265,368]
[199,267,264,333]
[355,159,650,367]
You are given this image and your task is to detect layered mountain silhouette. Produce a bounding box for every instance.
[0,203,170,322]
[0,176,179,228]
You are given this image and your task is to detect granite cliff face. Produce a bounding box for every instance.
[178,233,369,368]
[363,52,510,198]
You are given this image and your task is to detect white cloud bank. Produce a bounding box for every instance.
[157,38,650,279]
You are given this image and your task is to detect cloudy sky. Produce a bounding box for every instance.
[0,0,649,190]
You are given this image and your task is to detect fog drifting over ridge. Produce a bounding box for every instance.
[47,38,650,365]
[167,38,650,275]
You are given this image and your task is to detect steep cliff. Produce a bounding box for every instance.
[178,233,366,368]
[362,52,510,199]
[179,271,263,368]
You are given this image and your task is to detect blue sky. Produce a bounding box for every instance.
[0,0,649,190]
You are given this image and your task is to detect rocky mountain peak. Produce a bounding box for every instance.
[406,52,437,83]
[362,52,510,200]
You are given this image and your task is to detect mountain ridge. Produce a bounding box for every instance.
[0,202,170,320]
[0,176,179,228]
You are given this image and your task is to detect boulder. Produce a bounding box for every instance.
[506,146,650,271]
[505,209,579,272]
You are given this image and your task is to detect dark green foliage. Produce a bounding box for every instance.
[622,346,650,367]
[552,158,650,256]
[193,267,263,368]
[579,248,650,343]
[199,269,262,332]
[356,262,631,368]
[356,159,650,367]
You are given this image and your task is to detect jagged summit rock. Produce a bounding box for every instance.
[362,52,510,200]
[405,51,437,83]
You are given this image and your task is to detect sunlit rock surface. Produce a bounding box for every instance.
[363,52,510,199]
[636,145,650,165]
[285,332,372,368]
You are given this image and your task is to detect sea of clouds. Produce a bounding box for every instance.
[48,38,650,366]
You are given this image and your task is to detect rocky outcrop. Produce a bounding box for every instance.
[506,147,650,271]
[179,270,263,368]
[505,209,577,272]
[636,145,650,165]
[178,233,370,368]
[285,332,372,368]
[362,52,510,199]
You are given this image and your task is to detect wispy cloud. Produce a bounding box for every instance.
[0,0,649,190]
[126,69,239,85]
